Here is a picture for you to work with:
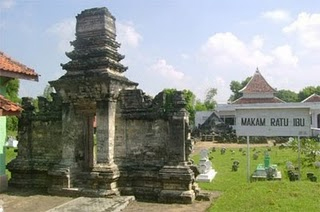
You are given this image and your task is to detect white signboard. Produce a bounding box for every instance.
[236,107,311,137]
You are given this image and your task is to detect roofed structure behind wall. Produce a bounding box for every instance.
[302,94,320,103]
[239,68,276,94]
[0,95,22,116]
[0,51,39,81]
[232,68,285,104]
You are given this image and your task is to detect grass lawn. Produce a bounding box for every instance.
[5,147,17,179]
[194,145,320,211]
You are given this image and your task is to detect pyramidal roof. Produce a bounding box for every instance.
[239,68,276,93]
[301,93,320,103]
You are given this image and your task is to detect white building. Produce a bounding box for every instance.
[216,69,320,136]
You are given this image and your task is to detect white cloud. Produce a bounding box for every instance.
[0,0,15,10]
[200,32,273,68]
[251,35,264,49]
[117,22,142,48]
[261,9,291,22]
[272,45,298,66]
[181,53,190,60]
[150,59,185,81]
[283,12,320,48]
[46,18,75,52]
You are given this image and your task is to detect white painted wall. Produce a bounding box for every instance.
[236,107,311,137]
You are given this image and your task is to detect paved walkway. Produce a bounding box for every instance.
[47,196,135,212]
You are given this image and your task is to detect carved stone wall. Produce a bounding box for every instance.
[7,7,197,204]
[7,95,62,188]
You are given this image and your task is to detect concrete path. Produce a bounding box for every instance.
[46,196,135,212]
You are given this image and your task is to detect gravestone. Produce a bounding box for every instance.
[196,149,217,182]
[232,160,239,172]
[220,147,226,155]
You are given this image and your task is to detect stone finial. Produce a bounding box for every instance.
[173,91,186,109]
[76,7,116,37]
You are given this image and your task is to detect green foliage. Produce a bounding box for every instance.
[204,88,217,110]
[162,88,196,124]
[43,84,54,101]
[6,147,17,180]
[182,89,196,124]
[194,99,207,111]
[298,86,320,101]
[6,116,18,131]
[193,87,218,112]
[228,77,251,102]
[288,137,320,167]
[5,79,20,103]
[276,89,299,102]
[5,79,20,131]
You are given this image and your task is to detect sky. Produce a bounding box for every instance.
[1,0,320,103]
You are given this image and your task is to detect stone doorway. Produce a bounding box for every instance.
[82,115,95,171]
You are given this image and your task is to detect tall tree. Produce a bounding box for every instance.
[228,77,251,102]
[204,88,217,110]
[194,99,207,111]
[298,86,320,101]
[162,88,196,124]
[42,84,54,101]
[276,89,299,102]
[5,79,20,103]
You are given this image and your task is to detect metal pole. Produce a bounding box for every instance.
[298,136,301,180]
[247,136,250,183]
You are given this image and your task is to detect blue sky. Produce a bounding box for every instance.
[1,0,320,103]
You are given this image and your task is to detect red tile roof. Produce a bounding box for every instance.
[239,69,276,93]
[0,51,39,81]
[301,94,320,103]
[0,95,22,116]
[232,97,285,104]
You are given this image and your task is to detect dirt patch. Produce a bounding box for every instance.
[0,188,74,212]
[123,191,221,212]
[192,140,272,156]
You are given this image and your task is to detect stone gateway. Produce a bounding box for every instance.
[7,7,199,204]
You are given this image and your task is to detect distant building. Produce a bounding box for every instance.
[216,68,320,136]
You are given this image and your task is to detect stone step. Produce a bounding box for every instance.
[46,196,135,212]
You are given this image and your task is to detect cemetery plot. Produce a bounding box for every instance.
[192,142,320,211]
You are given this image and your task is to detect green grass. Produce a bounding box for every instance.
[5,147,17,179]
[194,146,320,211]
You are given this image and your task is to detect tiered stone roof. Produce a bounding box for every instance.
[232,69,284,104]
[61,7,129,74]
[302,94,320,103]
[0,95,22,116]
[0,51,39,81]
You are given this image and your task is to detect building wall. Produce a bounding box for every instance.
[243,92,274,98]
[114,118,168,166]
